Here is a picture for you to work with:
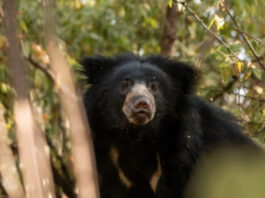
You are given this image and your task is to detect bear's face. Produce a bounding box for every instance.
[107,61,175,126]
[82,54,197,129]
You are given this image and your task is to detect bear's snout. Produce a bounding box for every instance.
[131,97,152,124]
[133,97,151,111]
[122,83,156,125]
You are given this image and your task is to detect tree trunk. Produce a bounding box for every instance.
[160,4,179,57]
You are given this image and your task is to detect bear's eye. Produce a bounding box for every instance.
[148,81,159,93]
[120,79,132,92]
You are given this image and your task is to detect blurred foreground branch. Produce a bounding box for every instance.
[3,0,55,197]
[0,104,24,198]
[43,0,100,197]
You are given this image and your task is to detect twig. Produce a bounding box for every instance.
[174,0,240,61]
[234,94,265,103]
[233,27,265,49]
[26,55,56,80]
[46,138,77,198]
[226,19,265,48]
[211,76,238,101]
[224,5,265,70]
[26,55,80,101]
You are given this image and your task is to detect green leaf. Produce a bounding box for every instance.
[0,83,11,94]
[214,14,225,31]
[253,68,262,80]
[144,17,158,28]
[21,41,30,57]
[19,20,28,33]
[219,63,233,83]
[208,17,215,29]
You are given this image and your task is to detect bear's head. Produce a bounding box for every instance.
[81,54,198,129]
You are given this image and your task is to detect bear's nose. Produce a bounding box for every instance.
[133,98,151,110]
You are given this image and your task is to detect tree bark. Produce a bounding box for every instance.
[160,4,179,57]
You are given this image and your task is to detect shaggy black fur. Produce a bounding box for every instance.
[81,54,261,198]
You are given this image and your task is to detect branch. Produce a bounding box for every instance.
[174,0,240,61]
[0,104,25,198]
[26,55,56,81]
[233,27,265,49]
[224,5,265,70]
[234,94,265,103]
[26,55,80,100]
[211,76,238,101]
[46,139,77,198]
[43,1,100,198]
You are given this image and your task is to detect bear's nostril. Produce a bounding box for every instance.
[134,98,150,110]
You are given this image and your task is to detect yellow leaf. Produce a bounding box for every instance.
[1,83,11,94]
[217,0,225,10]
[237,61,242,73]
[208,17,215,29]
[75,1,82,9]
[243,70,252,81]
[214,14,225,31]
[7,120,12,130]
[168,0,173,8]
[0,35,7,49]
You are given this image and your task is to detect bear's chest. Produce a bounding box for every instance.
[109,141,162,192]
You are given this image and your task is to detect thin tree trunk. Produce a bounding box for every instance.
[3,0,55,197]
[160,4,179,57]
[43,1,100,197]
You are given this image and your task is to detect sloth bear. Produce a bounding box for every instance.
[81,54,261,198]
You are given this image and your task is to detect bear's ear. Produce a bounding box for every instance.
[147,56,199,94]
[168,61,199,94]
[80,53,140,84]
[80,56,117,84]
